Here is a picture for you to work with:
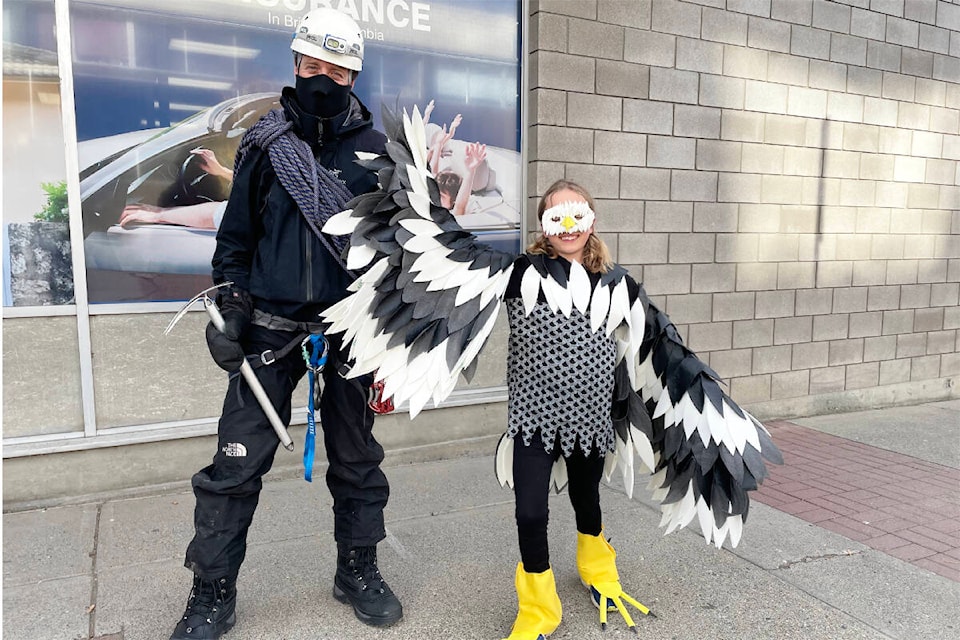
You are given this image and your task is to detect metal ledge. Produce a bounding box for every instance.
[2,386,508,458]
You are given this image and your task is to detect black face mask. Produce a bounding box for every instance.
[294,73,351,118]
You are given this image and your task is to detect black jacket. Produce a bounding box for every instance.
[212,89,387,322]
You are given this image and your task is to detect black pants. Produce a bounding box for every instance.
[184,326,389,579]
[513,431,604,574]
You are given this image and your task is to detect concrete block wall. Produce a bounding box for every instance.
[528,0,959,409]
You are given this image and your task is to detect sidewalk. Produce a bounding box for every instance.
[4,400,959,640]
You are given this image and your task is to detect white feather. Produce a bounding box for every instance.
[603,450,617,483]
[630,425,656,472]
[550,457,568,493]
[495,435,514,488]
[406,163,429,198]
[399,217,442,238]
[402,106,429,176]
[410,248,457,281]
[408,191,432,219]
[346,243,377,271]
[542,272,571,317]
[411,248,460,281]
[520,267,541,315]
[427,260,480,292]
[322,208,359,235]
[724,400,749,454]
[648,468,669,502]
[589,283,610,333]
[605,280,630,336]
[480,266,513,308]
[742,409,763,452]
[618,441,635,499]
[703,398,734,455]
[653,387,673,419]
[728,515,743,548]
[568,260,591,315]
[696,498,714,545]
[454,266,495,306]
[714,518,730,549]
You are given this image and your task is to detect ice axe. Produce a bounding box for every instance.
[164,282,295,452]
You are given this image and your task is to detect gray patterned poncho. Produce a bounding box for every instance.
[505,292,617,458]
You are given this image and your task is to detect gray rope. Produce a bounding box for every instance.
[235,109,355,274]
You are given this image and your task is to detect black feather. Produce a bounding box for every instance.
[662,423,684,461]
[527,254,549,278]
[392,189,410,209]
[741,444,769,484]
[385,140,414,167]
[756,426,784,464]
[600,264,628,287]
[690,437,720,474]
[544,257,568,287]
[466,299,499,342]
[718,445,745,486]
[663,457,695,505]
[729,486,749,517]
[711,473,732,529]
[381,104,402,140]
[447,295,482,334]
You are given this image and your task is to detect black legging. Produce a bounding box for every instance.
[512,431,605,574]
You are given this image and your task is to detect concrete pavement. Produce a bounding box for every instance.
[3,400,959,640]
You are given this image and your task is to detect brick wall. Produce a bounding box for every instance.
[528,0,959,410]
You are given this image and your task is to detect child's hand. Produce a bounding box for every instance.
[464,142,487,172]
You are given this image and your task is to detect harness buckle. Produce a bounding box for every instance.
[260,350,277,366]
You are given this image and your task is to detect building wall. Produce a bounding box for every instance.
[527,0,958,410]
[4,0,959,506]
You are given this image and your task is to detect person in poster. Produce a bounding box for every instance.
[72,0,522,304]
[170,9,402,639]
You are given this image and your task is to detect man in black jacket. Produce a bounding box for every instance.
[171,9,402,639]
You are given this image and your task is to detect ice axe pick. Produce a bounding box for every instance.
[164,282,295,451]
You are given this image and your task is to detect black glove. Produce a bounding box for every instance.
[205,286,252,372]
[217,286,253,340]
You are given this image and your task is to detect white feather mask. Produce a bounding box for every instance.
[540,201,595,236]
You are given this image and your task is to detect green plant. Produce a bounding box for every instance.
[33,180,69,223]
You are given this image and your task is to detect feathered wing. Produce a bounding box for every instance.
[605,277,783,548]
[321,104,516,418]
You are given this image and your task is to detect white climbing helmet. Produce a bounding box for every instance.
[291,8,364,73]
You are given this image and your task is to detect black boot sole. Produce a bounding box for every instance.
[170,612,236,640]
[332,583,403,627]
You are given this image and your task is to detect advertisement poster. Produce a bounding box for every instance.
[71,0,523,304]
[2,0,74,307]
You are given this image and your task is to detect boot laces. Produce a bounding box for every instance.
[183,576,227,622]
[351,546,386,593]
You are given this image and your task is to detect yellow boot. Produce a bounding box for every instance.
[576,532,651,631]
[502,563,562,640]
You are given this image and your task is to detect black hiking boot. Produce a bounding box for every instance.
[170,574,237,639]
[333,544,403,627]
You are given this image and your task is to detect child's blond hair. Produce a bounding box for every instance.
[527,179,613,274]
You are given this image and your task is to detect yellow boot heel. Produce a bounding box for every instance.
[502,563,562,640]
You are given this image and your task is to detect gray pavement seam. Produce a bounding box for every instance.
[88,503,103,640]
[776,549,863,570]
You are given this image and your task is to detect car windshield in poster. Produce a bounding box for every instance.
[73,0,522,304]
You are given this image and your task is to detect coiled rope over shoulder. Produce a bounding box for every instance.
[235,109,355,275]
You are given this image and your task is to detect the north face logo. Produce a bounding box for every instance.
[223,442,247,457]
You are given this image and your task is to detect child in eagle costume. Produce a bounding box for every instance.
[320,105,782,640]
